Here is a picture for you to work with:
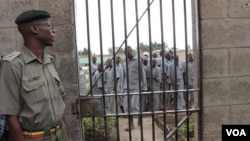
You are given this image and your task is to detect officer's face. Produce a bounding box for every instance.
[33,20,56,46]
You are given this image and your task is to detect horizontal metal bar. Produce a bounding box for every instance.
[102,108,199,117]
[83,89,200,97]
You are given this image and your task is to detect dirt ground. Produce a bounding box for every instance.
[117,116,165,141]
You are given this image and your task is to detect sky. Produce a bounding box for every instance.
[74,0,193,55]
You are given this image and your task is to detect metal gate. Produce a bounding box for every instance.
[75,0,201,140]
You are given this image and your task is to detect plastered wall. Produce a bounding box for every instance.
[200,0,250,140]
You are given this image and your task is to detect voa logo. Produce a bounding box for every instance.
[226,129,246,136]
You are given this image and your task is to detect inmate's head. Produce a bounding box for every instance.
[151,58,156,68]
[164,52,171,61]
[115,55,121,64]
[92,56,97,63]
[152,52,158,58]
[142,56,148,66]
[124,46,134,59]
[188,53,193,62]
[105,58,112,68]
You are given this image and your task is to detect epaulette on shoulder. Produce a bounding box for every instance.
[2,51,21,62]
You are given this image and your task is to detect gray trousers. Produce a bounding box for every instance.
[123,89,140,113]
[172,81,185,110]
[106,87,116,114]
[184,85,194,108]
[160,83,172,109]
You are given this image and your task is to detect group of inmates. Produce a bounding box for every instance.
[86,46,194,131]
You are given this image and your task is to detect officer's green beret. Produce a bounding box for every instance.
[15,10,50,24]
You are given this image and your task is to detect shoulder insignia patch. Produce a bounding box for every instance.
[3,51,21,62]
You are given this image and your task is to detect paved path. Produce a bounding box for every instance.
[116,116,165,141]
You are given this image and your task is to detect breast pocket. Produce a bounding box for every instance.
[22,78,45,103]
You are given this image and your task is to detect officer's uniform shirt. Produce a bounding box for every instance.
[0,47,65,130]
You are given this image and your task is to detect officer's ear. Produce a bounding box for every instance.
[30,25,39,34]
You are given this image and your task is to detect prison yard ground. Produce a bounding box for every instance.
[83,104,195,141]
[118,114,195,141]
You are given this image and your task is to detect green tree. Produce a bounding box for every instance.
[108,47,124,54]
[139,42,149,52]
[82,48,90,55]
[78,48,91,56]
[139,42,169,52]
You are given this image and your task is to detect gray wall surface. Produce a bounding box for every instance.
[200,0,250,140]
[0,0,81,140]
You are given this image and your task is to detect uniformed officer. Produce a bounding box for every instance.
[0,10,71,141]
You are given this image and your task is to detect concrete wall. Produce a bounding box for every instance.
[200,0,250,140]
[0,0,81,140]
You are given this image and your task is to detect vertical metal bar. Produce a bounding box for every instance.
[134,0,144,140]
[122,0,133,140]
[183,0,189,110]
[146,0,155,140]
[195,0,203,140]
[97,0,108,140]
[158,0,166,116]
[158,0,168,138]
[183,0,190,140]
[84,0,97,140]
[171,0,179,140]
[110,0,120,140]
[85,0,93,96]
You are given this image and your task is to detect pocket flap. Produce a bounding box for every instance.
[22,78,44,91]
